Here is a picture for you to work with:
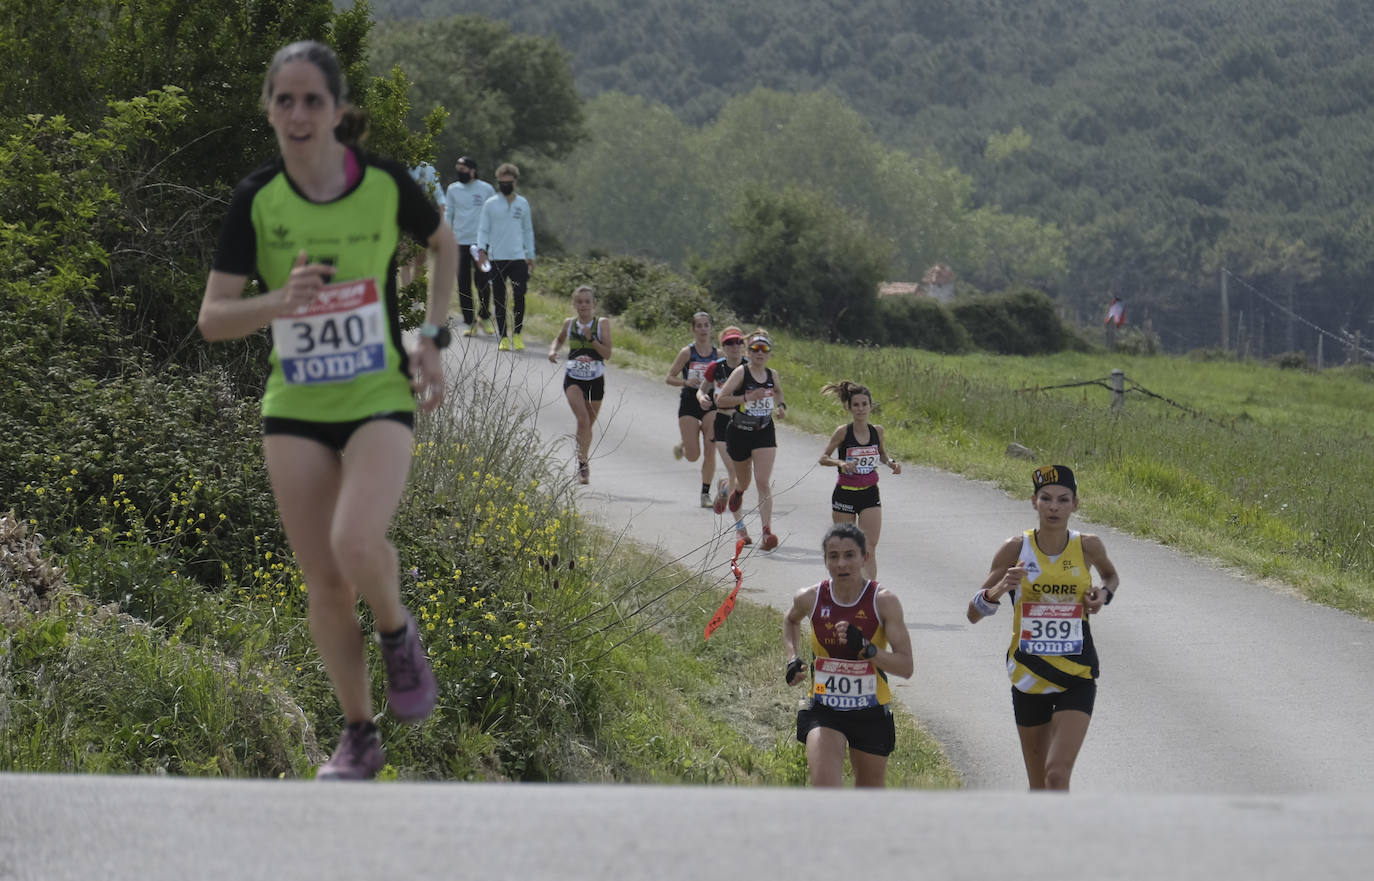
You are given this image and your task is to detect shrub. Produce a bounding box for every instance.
[873,296,972,353]
[1269,350,1311,370]
[948,287,1070,355]
[0,360,282,587]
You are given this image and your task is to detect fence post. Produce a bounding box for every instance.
[1110,369,1125,411]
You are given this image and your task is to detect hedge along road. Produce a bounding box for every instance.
[451,334,1374,793]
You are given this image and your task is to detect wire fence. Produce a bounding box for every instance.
[1222,268,1374,363]
[1023,374,1228,425]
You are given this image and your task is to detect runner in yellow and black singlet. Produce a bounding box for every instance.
[967,465,1121,791]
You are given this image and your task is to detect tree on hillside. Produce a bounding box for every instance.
[368,16,584,179]
[695,186,890,342]
[546,88,1065,291]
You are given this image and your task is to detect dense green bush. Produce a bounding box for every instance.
[874,296,972,353]
[0,360,281,587]
[948,288,1071,355]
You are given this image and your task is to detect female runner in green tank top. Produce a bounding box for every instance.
[198,41,457,780]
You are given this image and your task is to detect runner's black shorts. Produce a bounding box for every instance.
[796,702,896,757]
[712,411,731,444]
[727,421,777,461]
[563,374,605,402]
[678,388,708,420]
[831,484,881,515]
[262,412,414,453]
[1011,680,1097,727]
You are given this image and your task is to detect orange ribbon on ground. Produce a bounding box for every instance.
[703,536,746,640]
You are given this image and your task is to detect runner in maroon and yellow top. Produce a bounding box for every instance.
[783,523,914,787]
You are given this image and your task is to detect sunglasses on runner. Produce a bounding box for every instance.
[749,342,771,353]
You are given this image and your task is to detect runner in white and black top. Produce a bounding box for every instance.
[548,285,612,484]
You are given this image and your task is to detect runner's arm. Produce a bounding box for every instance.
[665,347,690,386]
[783,586,817,686]
[875,425,901,473]
[421,219,457,330]
[1082,534,1120,613]
[592,318,612,359]
[548,318,571,362]
[818,425,850,469]
[968,538,1024,623]
[199,253,330,341]
[872,590,914,679]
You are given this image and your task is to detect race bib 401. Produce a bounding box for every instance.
[812,656,879,710]
[272,278,387,385]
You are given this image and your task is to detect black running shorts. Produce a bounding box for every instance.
[1010,680,1097,727]
[796,702,896,757]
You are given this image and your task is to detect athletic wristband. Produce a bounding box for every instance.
[785,657,804,683]
[972,588,1000,617]
[845,626,866,653]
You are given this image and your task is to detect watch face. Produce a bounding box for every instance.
[434,326,451,349]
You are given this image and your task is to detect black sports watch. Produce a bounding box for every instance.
[860,642,878,660]
[419,322,451,349]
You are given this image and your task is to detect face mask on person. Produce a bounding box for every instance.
[456,171,472,183]
[498,181,515,195]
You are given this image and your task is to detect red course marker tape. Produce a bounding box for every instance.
[703,536,746,641]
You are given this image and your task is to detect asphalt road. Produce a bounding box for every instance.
[3,774,1372,881]
[4,330,1373,880]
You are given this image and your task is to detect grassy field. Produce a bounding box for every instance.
[524,279,1374,621]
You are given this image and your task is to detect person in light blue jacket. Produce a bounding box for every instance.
[477,162,536,351]
[444,156,496,336]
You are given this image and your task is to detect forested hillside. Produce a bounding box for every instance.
[373,0,1374,356]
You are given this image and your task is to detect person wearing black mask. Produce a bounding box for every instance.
[476,163,536,351]
[444,156,496,336]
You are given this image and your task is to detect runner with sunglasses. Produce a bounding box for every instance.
[697,326,747,513]
[665,311,720,507]
[713,330,786,549]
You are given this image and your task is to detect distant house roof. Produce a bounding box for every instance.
[922,263,955,286]
[878,282,920,297]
